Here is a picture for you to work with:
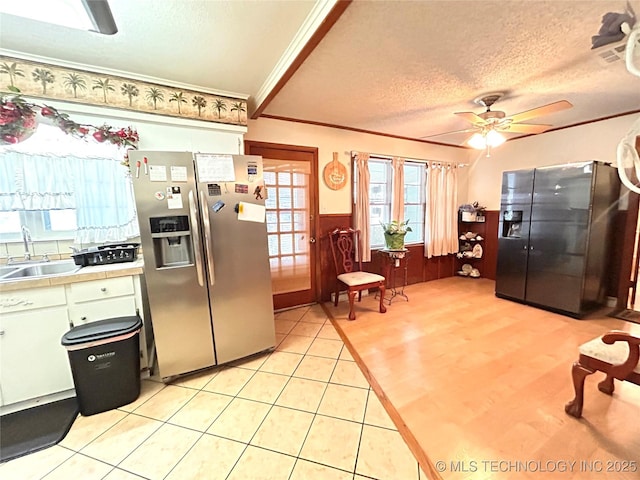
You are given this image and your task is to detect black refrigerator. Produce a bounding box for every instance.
[495,161,619,317]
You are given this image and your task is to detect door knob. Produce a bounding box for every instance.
[309,237,316,243]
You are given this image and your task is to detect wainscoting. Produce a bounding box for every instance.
[317,214,501,302]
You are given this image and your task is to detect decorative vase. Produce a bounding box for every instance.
[384,232,406,250]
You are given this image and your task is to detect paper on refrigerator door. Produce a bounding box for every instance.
[195,154,236,182]
[167,194,183,209]
[237,202,265,223]
[149,165,167,182]
[170,166,188,182]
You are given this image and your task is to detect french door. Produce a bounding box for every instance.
[245,141,319,310]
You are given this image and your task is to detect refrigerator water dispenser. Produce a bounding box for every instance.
[502,210,523,238]
[150,215,193,268]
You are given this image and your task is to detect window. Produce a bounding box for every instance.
[403,161,425,244]
[0,210,77,242]
[368,159,392,248]
[0,211,21,235]
[354,157,426,249]
[0,124,138,245]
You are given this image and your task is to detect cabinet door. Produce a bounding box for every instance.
[0,285,66,314]
[0,307,74,406]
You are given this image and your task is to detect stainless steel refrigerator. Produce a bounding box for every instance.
[495,161,619,317]
[130,151,275,379]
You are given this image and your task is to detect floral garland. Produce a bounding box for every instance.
[0,94,138,166]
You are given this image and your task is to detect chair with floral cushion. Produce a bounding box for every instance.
[565,330,640,418]
[328,227,387,320]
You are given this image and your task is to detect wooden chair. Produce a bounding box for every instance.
[565,330,640,418]
[328,227,387,320]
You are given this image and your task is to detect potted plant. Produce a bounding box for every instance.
[473,202,487,222]
[381,219,412,250]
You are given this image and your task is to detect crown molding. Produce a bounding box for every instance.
[251,0,350,118]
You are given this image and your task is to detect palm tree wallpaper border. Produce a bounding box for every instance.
[0,56,247,126]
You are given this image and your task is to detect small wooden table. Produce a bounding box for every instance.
[378,248,409,304]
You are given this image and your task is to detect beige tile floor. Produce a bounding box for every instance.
[1,304,426,480]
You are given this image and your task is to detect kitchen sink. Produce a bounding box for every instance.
[2,261,80,280]
[0,265,19,277]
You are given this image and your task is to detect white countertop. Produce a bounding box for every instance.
[0,259,145,292]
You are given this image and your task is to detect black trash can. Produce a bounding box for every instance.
[61,316,142,416]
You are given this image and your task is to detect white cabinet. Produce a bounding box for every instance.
[67,276,136,325]
[0,273,150,411]
[66,276,149,371]
[0,286,74,406]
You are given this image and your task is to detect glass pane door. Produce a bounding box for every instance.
[264,159,311,295]
[245,140,318,310]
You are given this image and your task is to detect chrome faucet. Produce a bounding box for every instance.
[21,225,32,261]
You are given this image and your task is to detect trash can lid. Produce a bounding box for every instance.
[61,315,142,346]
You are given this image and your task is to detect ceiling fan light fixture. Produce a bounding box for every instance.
[467,130,505,150]
[467,132,487,149]
[430,95,572,149]
[486,129,506,147]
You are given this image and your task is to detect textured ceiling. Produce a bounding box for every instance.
[265,0,640,146]
[0,0,315,96]
[1,0,639,147]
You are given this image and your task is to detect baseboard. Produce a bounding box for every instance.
[0,389,75,416]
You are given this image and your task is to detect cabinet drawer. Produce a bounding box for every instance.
[68,276,134,303]
[69,296,137,325]
[0,286,66,314]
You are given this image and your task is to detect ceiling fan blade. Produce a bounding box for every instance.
[421,128,477,139]
[507,100,573,124]
[454,112,488,125]
[500,123,553,134]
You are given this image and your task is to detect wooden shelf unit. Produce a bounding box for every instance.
[457,217,487,278]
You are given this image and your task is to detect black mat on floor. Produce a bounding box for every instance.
[609,309,640,325]
[0,397,79,463]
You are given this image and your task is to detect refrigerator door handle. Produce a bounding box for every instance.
[200,190,215,286]
[188,190,205,287]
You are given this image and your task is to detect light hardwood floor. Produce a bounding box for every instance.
[324,277,640,480]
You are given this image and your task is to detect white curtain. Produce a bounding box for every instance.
[353,152,371,261]
[424,161,458,258]
[0,153,75,210]
[391,156,405,222]
[72,156,139,244]
[0,125,139,244]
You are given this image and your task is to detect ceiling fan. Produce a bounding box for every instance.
[426,93,573,154]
